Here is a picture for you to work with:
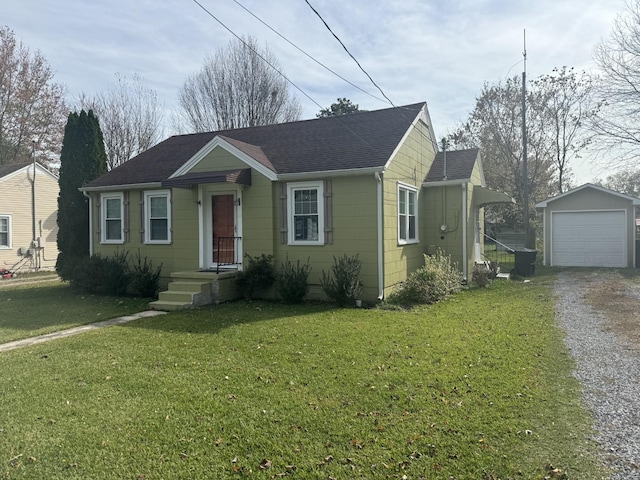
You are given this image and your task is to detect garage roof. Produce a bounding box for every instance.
[536,183,640,208]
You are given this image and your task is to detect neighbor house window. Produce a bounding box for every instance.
[0,215,11,248]
[101,193,124,243]
[398,183,418,244]
[144,190,171,244]
[288,181,324,245]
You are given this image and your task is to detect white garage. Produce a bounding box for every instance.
[537,184,640,268]
[551,210,626,267]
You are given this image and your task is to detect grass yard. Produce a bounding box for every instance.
[0,281,151,343]
[0,278,607,479]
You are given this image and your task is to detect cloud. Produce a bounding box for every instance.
[2,0,629,181]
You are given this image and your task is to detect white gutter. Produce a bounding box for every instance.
[82,190,93,255]
[376,171,385,300]
[80,182,162,193]
[278,166,384,181]
[423,178,470,188]
[462,182,468,282]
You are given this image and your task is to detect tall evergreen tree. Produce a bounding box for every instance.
[56,110,107,279]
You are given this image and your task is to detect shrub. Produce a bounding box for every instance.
[472,261,498,288]
[66,250,160,298]
[320,254,363,306]
[276,257,311,304]
[102,250,131,296]
[67,251,129,296]
[235,254,275,300]
[387,250,462,305]
[68,254,102,293]
[129,252,163,298]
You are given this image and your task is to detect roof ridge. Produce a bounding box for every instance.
[169,102,427,139]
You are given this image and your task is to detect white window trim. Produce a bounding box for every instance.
[100,192,125,244]
[0,214,11,249]
[287,181,324,245]
[398,182,419,245]
[144,189,172,244]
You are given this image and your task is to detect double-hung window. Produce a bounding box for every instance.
[398,183,418,244]
[144,190,171,244]
[101,193,124,243]
[0,215,11,248]
[288,181,324,245]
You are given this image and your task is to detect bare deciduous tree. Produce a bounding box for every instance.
[533,67,598,193]
[176,36,302,133]
[451,69,597,244]
[602,167,640,197]
[450,76,556,234]
[79,73,164,170]
[592,0,640,165]
[0,26,67,168]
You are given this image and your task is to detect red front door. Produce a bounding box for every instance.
[212,195,235,264]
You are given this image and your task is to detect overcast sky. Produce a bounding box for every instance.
[3,0,628,182]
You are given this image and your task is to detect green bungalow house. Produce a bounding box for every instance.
[81,102,512,309]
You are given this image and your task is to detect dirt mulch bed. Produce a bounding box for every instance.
[585,271,640,350]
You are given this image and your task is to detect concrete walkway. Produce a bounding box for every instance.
[0,310,167,352]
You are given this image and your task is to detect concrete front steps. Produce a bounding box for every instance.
[149,270,239,311]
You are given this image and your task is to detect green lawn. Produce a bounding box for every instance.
[0,278,607,479]
[0,282,150,343]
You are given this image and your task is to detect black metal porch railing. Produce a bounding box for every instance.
[215,236,242,273]
[482,233,515,273]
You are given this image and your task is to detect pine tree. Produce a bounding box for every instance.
[56,110,107,279]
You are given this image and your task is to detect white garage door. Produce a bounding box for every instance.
[551,211,627,267]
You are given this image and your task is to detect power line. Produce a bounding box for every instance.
[303,0,396,108]
[190,0,436,180]
[300,0,440,154]
[191,0,324,111]
[230,0,386,104]
[190,0,393,158]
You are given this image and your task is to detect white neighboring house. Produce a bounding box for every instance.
[0,163,59,273]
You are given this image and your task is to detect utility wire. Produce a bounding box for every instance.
[190,0,389,157]
[191,0,323,111]
[231,0,386,104]
[303,0,396,108]
[190,0,435,180]
[301,0,439,154]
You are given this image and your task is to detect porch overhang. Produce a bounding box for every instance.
[473,186,514,208]
[162,168,251,189]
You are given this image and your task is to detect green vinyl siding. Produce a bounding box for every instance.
[190,145,276,258]
[92,187,199,288]
[272,175,379,301]
[382,120,436,296]
[422,158,487,280]
[422,185,465,267]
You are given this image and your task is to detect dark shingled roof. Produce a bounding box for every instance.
[85,103,427,188]
[0,163,30,179]
[424,148,480,183]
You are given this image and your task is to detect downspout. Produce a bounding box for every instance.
[83,191,93,255]
[28,152,39,270]
[30,158,36,245]
[376,171,384,300]
[462,183,468,282]
[197,186,204,269]
[473,208,481,262]
[542,208,547,266]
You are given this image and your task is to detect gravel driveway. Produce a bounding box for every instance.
[554,270,640,479]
